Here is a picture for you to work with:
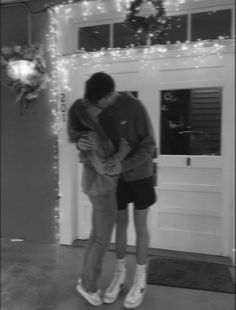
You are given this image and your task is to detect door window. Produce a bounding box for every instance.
[160,88,222,155]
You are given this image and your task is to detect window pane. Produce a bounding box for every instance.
[161,88,221,155]
[191,9,231,41]
[153,15,187,44]
[78,24,110,51]
[114,16,187,47]
[114,23,138,48]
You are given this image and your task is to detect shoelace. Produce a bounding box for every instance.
[106,271,123,293]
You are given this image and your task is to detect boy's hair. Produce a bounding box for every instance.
[84,72,115,103]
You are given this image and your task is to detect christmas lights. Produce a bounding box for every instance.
[47,7,61,242]
[60,39,230,71]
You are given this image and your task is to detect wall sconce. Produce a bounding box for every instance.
[1,45,48,115]
[7,60,36,84]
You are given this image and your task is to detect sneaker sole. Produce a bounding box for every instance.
[76,284,102,306]
[103,283,125,304]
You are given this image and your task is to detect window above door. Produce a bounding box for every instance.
[77,8,233,51]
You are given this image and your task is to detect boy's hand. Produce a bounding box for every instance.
[115,138,131,161]
[105,158,122,175]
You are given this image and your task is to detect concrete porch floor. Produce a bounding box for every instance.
[1,238,235,310]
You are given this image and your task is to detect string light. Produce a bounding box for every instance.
[47,7,62,242]
[164,0,186,13]
[115,0,132,14]
[50,38,233,97]
[96,0,106,13]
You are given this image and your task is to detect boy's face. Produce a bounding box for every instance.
[97,92,116,110]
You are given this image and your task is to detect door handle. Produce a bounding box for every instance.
[153,162,157,186]
[186,157,191,166]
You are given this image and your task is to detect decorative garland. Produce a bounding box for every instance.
[125,0,169,45]
[0,45,49,115]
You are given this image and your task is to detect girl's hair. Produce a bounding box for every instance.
[84,72,115,103]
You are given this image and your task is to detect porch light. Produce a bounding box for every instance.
[7,60,36,84]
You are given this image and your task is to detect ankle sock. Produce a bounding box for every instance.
[135,264,146,286]
[136,264,146,275]
[117,258,126,272]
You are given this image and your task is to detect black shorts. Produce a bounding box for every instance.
[117,177,156,210]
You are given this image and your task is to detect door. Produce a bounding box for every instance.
[149,87,223,255]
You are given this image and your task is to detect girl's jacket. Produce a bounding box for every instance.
[68,99,130,196]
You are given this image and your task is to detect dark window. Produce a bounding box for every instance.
[153,15,188,44]
[191,9,231,41]
[160,88,221,155]
[114,16,187,47]
[114,23,138,48]
[78,24,110,51]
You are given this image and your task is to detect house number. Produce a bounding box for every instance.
[60,93,67,122]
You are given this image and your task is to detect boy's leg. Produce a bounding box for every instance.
[133,208,149,265]
[123,208,149,309]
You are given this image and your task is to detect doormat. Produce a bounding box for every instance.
[147,257,235,294]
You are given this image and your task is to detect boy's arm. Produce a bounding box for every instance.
[121,103,156,173]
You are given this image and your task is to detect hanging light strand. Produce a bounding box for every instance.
[46,7,62,242]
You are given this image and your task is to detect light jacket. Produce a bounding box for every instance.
[68,100,117,196]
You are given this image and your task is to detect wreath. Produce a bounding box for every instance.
[0,45,49,115]
[124,0,168,45]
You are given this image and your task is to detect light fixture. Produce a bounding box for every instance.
[7,60,36,84]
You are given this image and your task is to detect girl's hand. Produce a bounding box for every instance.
[77,136,94,151]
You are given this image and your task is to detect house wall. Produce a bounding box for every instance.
[0,1,63,243]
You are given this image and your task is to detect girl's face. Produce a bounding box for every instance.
[86,105,102,118]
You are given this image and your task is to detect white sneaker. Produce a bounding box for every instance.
[76,282,103,306]
[123,274,146,309]
[103,269,126,304]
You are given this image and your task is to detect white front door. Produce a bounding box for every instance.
[152,156,223,255]
[148,87,223,255]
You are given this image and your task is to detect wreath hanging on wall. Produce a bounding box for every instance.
[0,45,49,115]
[124,0,168,45]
